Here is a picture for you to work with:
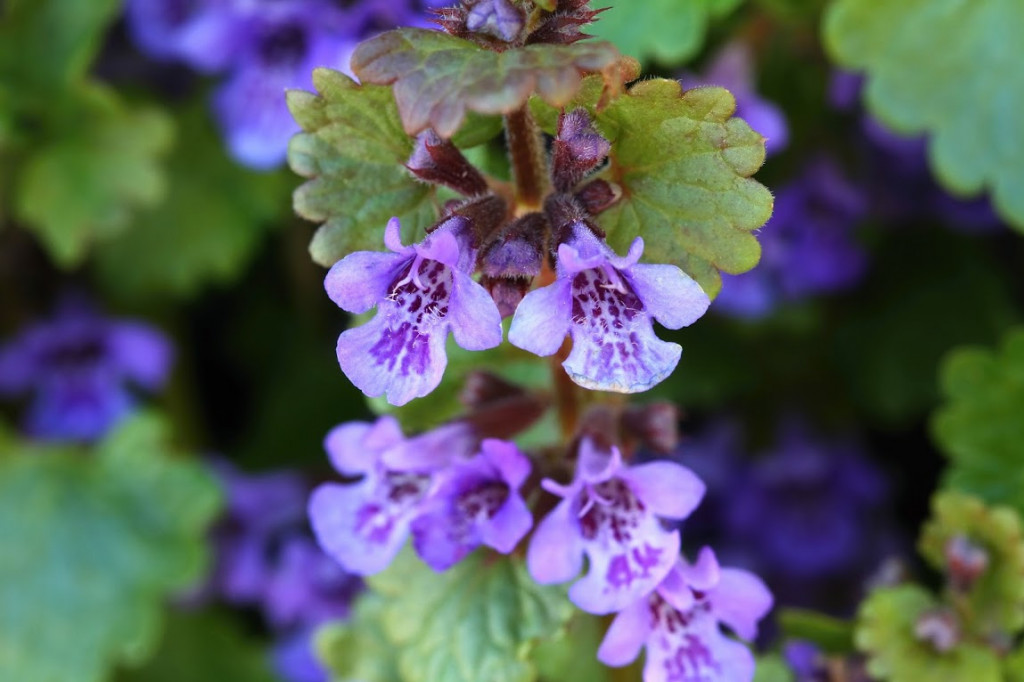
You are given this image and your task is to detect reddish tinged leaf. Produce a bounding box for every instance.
[352,28,625,138]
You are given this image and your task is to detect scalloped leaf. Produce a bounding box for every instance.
[919,492,1024,636]
[365,549,574,682]
[0,415,221,682]
[824,0,1024,230]
[316,595,401,682]
[932,328,1024,515]
[13,84,173,265]
[535,77,771,296]
[351,28,625,137]
[855,585,1001,682]
[590,0,744,64]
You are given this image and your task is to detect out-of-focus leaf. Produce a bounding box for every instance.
[14,85,174,265]
[590,0,744,64]
[94,105,289,299]
[287,68,437,268]
[752,655,795,682]
[352,28,625,137]
[531,613,611,682]
[933,328,1024,516]
[855,585,1001,682]
[317,595,401,682]
[116,610,277,682]
[824,0,1024,230]
[366,549,573,682]
[919,492,1024,636]
[777,609,855,655]
[0,415,221,682]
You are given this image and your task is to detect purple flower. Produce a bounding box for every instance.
[465,0,524,42]
[308,416,474,575]
[597,548,773,682]
[0,301,172,441]
[411,438,533,571]
[508,223,710,393]
[783,640,826,682]
[272,626,329,682]
[682,42,788,156]
[714,158,867,318]
[325,216,503,406]
[125,0,243,72]
[527,438,705,614]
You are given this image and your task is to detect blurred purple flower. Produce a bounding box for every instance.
[597,547,773,682]
[527,438,705,614]
[715,158,868,318]
[509,223,710,393]
[0,300,172,442]
[682,41,788,156]
[272,626,329,682]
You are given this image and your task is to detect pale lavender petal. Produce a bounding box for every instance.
[643,620,754,682]
[606,236,644,270]
[623,264,710,329]
[465,0,523,41]
[324,421,374,475]
[382,422,474,472]
[654,564,696,613]
[325,250,410,314]
[449,270,503,351]
[597,598,652,667]
[480,492,532,554]
[336,311,448,407]
[415,223,462,268]
[481,438,531,488]
[569,524,680,614]
[410,509,470,571]
[712,568,773,640]
[383,216,408,253]
[308,482,409,575]
[557,241,607,274]
[213,64,298,169]
[527,499,584,584]
[619,460,705,520]
[107,322,173,390]
[563,323,681,393]
[507,279,572,357]
[577,438,622,484]
[679,547,721,593]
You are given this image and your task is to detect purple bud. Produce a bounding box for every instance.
[407,129,490,197]
[480,212,547,316]
[914,607,960,653]
[621,403,680,454]
[465,0,524,42]
[552,109,611,192]
[945,535,988,592]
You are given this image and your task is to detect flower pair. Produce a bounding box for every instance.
[325,215,710,406]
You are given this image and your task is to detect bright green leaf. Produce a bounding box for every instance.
[1005,647,1024,681]
[366,549,574,682]
[590,0,744,64]
[94,104,290,299]
[536,77,771,296]
[0,415,221,682]
[352,28,625,137]
[855,585,1001,682]
[932,328,1024,515]
[317,594,401,682]
[824,0,1024,230]
[116,610,277,682]
[918,492,1024,636]
[14,85,174,265]
[287,68,437,268]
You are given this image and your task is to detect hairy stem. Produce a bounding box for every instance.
[504,105,548,210]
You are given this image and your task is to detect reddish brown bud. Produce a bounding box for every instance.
[621,403,680,454]
[407,129,490,196]
[575,178,622,215]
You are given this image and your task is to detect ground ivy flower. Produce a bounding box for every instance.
[509,223,710,393]
[309,416,473,575]
[326,216,503,406]
[411,438,533,571]
[0,301,172,441]
[527,438,705,614]
[597,548,773,682]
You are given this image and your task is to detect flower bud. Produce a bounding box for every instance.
[406,129,489,197]
[465,0,524,43]
[576,178,622,215]
[479,212,546,316]
[552,109,611,192]
[945,534,988,593]
[914,607,960,653]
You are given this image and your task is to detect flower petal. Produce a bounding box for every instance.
[448,270,503,351]
[527,499,584,584]
[480,438,531,488]
[711,568,773,641]
[324,421,374,475]
[507,279,572,357]
[107,322,174,390]
[624,263,710,330]
[336,310,448,407]
[619,460,705,520]
[480,492,532,554]
[410,509,471,572]
[308,482,410,575]
[597,598,652,667]
[563,323,681,393]
[324,250,410,314]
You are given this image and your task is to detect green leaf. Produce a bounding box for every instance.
[352,28,625,137]
[824,0,1024,230]
[536,77,771,296]
[530,613,611,682]
[777,609,855,655]
[933,328,1024,514]
[0,415,221,682]
[1005,647,1024,682]
[855,585,1002,682]
[116,610,277,682]
[287,68,437,268]
[94,104,290,299]
[918,492,1024,636]
[366,549,574,682]
[317,594,401,682]
[752,654,795,682]
[14,85,174,265]
[590,0,744,64]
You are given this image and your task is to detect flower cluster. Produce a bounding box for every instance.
[0,299,172,441]
[326,107,710,405]
[126,0,438,168]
